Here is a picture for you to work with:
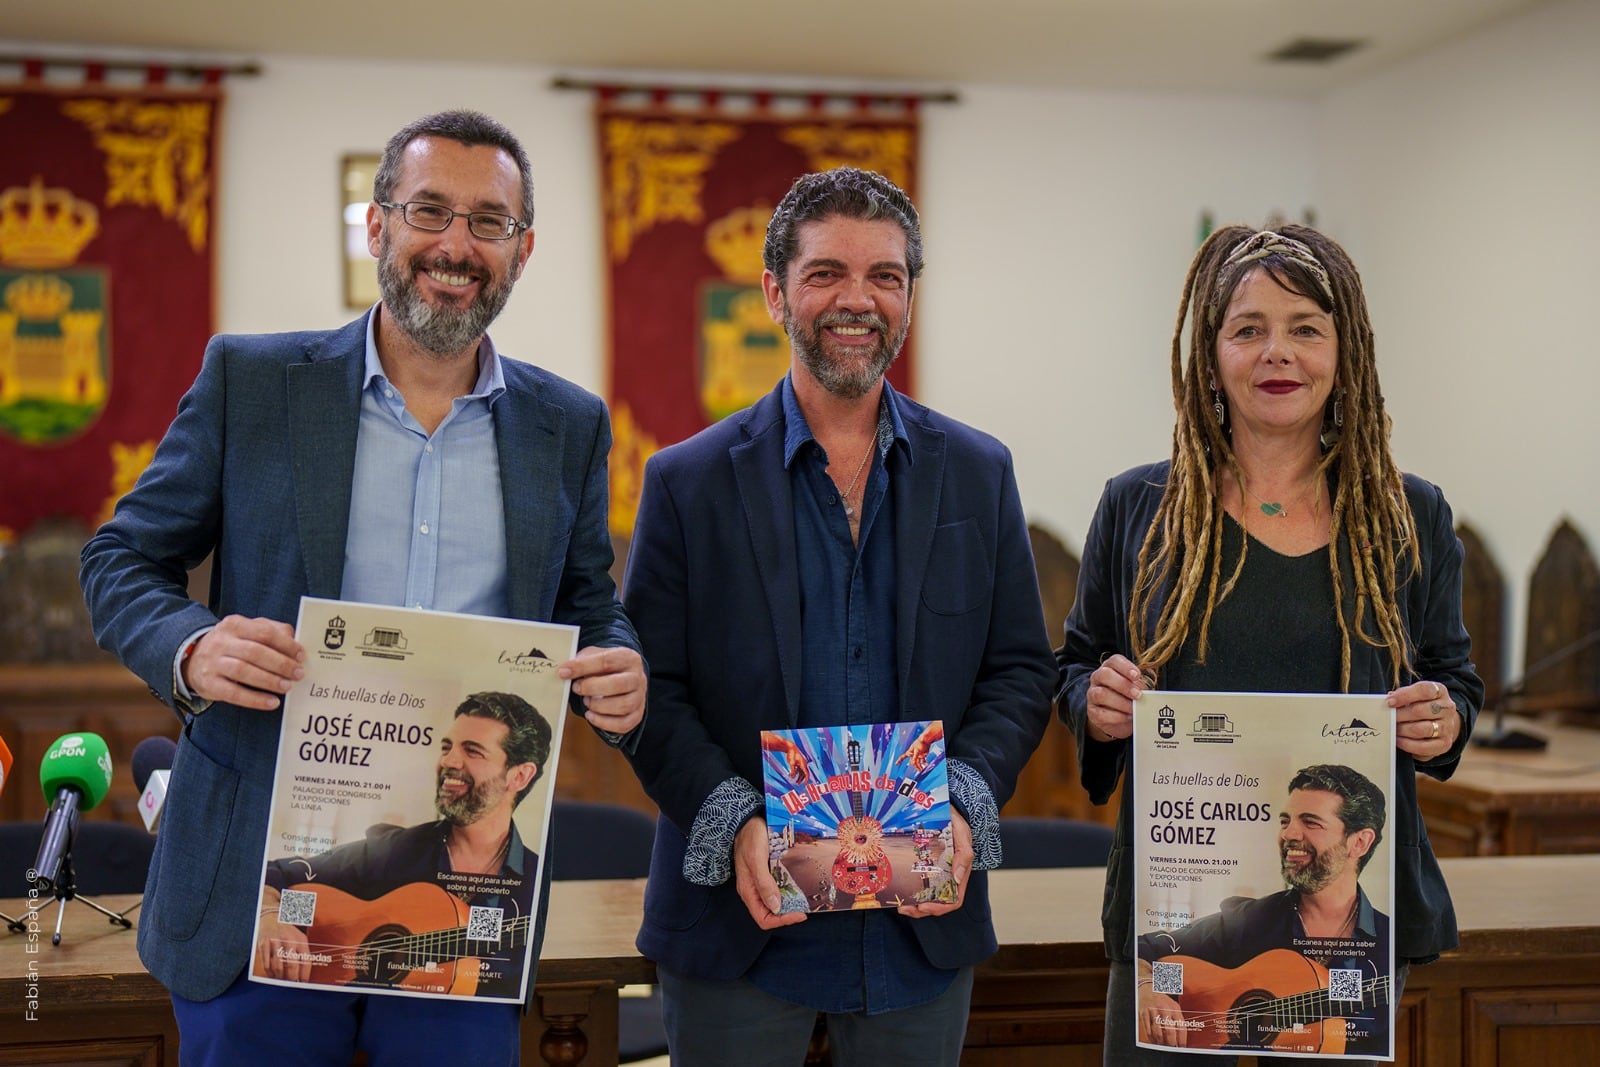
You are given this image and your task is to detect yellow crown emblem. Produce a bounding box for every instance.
[704,205,771,286]
[0,177,99,269]
[4,274,74,320]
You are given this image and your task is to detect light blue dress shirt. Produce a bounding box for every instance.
[340,309,509,614]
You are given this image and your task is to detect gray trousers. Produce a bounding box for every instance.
[657,964,974,1067]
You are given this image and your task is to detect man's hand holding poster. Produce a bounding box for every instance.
[1134,692,1396,1060]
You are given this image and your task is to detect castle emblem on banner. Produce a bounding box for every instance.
[699,204,790,422]
[0,177,109,445]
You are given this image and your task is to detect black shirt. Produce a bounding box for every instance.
[1165,514,1342,695]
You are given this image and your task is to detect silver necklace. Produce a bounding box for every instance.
[839,438,874,519]
[447,829,511,874]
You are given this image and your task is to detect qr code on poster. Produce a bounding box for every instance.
[466,905,505,943]
[1152,960,1184,996]
[277,888,317,927]
[1328,968,1363,1002]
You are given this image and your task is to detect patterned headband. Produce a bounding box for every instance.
[1209,230,1336,325]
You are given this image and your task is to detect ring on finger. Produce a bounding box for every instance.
[1430,720,1440,740]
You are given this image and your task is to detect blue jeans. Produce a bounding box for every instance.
[171,972,521,1067]
[658,964,974,1067]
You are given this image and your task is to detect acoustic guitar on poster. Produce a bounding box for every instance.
[1146,948,1390,1054]
[258,881,530,995]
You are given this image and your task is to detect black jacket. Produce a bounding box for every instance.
[1056,462,1484,964]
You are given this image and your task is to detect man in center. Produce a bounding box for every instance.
[621,167,1055,1064]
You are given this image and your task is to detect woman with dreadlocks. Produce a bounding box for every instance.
[1055,225,1484,1065]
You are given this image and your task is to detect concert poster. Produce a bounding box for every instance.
[761,721,955,914]
[1133,691,1396,1060]
[248,597,577,1003]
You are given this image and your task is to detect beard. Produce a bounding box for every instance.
[1280,838,1349,893]
[377,227,518,357]
[785,302,908,400]
[436,765,507,826]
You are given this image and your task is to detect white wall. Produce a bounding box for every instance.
[217,56,606,393]
[1314,0,1600,680]
[9,0,1594,682]
[918,85,1312,553]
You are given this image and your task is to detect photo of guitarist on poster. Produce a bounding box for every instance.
[1138,764,1391,1056]
[761,721,956,914]
[254,692,548,1000]
[1134,691,1395,1060]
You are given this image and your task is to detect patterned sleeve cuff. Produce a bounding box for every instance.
[946,759,1002,871]
[172,626,215,718]
[683,776,764,886]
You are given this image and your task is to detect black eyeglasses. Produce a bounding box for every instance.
[378,200,528,241]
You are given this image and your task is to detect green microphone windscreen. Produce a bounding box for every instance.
[39,732,113,810]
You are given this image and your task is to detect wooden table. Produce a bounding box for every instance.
[1420,716,1600,855]
[5,860,1600,1066]
[0,880,650,1067]
[968,858,1600,1066]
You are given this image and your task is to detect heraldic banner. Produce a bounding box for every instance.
[0,75,220,545]
[597,95,919,536]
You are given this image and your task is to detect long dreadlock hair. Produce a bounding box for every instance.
[1129,223,1420,690]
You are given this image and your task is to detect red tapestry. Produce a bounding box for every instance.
[0,79,220,544]
[598,99,919,536]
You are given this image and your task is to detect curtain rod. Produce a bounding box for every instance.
[0,53,262,78]
[551,75,956,105]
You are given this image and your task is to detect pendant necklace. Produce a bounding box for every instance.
[839,438,875,519]
[1243,475,1320,519]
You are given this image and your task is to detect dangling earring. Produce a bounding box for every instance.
[1320,386,1345,450]
[1211,384,1226,426]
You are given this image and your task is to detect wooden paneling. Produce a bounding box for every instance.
[1008,524,1123,827]
[0,1039,166,1067]
[1516,519,1600,715]
[1464,987,1600,1067]
[0,664,180,826]
[552,714,655,816]
[1457,522,1505,704]
[1419,716,1600,856]
[6,857,1600,1066]
[0,518,103,665]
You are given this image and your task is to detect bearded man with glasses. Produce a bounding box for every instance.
[81,109,645,1066]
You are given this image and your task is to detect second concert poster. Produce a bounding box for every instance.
[1133,691,1396,1060]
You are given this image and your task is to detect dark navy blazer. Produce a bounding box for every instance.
[81,313,638,1001]
[621,380,1055,980]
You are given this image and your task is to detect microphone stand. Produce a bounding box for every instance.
[37,851,141,945]
[1474,629,1600,751]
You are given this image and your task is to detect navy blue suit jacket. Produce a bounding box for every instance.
[621,380,1054,979]
[81,312,638,1001]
